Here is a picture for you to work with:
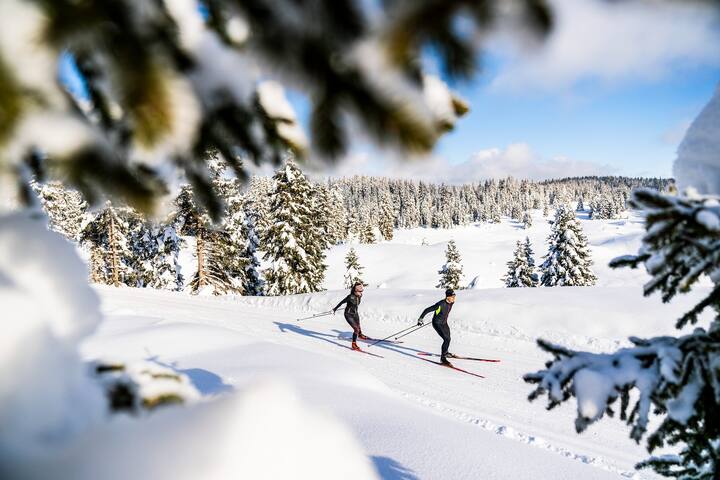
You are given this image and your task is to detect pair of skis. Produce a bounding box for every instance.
[347,338,498,378]
[415,352,497,378]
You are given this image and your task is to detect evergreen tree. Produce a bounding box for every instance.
[80,202,133,287]
[437,240,464,290]
[504,238,538,287]
[263,160,326,295]
[526,188,720,479]
[34,181,88,241]
[327,185,348,245]
[540,205,596,286]
[344,247,365,288]
[241,195,265,296]
[522,211,533,229]
[378,194,395,241]
[149,222,184,290]
[173,185,237,295]
[245,176,274,240]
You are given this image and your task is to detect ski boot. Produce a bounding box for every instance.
[440,356,453,366]
[358,333,370,340]
[445,352,457,359]
[351,342,361,351]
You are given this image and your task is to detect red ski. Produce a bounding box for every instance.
[417,352,500,363]
[351,346,384,358]
[416,356,485,378]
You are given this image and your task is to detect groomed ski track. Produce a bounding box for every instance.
[82,286,690,480]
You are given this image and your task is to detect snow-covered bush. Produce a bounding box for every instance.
[526,188,720,478]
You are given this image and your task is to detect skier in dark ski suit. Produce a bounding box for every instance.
[417,288,457,365]
[333,282,367,351]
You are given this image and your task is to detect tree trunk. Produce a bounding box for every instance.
[196,229,206,291]
[109,212,120,287]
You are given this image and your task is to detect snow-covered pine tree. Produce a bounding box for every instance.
[526,188,720,478]
[245,176,274,240]
[437,240,463,290]
[263,160,326,295]
[522,211,533,229]
[358,205,378,244]
[378,194,395,241]
[148,221,184,290]
[540,205,596,286]
[123,210,157,287]
[33,180,88,241]
[327,184,348,245]
[344,247,365,288]
[241,194,265,296]
[576,198,585,212]
[173,185,237,295]
[543,204,549,217]
[504,238,538,287]
[80,202,133,287]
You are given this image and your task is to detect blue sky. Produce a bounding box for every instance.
[433,56,719,178]
[58,0,720,181]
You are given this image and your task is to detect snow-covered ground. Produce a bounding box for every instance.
[71,211,708,479]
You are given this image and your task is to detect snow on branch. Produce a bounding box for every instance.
[525,329,720,477]
[609,188,720,328]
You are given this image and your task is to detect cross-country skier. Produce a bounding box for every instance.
[333,282,368,351]
[417,288,457,365]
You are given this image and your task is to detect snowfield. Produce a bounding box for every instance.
[66,211,709,479]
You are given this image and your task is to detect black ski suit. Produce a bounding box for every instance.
[419,300,453,358]
[334,293,363,342]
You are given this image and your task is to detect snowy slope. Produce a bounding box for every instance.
[79,281,704,479]
[71,212,698,479]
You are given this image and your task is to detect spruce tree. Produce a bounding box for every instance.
[540,205,596,286]
[522,211,533,229]
[437,240,464,290]
[263,160,326,295]
[327,185,348,245]
[80,202,133,287]
[149,222,184,290]
[173,185,237,295]
[34,180,89,241]
[241,195,265,296]
[526,188,720,479]
[344,247,365,288]
[504,238,538,287]
[378,195,395,241]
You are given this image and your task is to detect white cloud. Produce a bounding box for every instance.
[323,143,615,183]
[490,0,720,92]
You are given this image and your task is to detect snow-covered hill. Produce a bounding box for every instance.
[65,212,706,480]
[323,210,649,291]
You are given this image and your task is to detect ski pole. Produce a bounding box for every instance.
[296,311,334,322]
[392,321,431,341]
[367,324,421,348]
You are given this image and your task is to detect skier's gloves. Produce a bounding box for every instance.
[417,318,424,326]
